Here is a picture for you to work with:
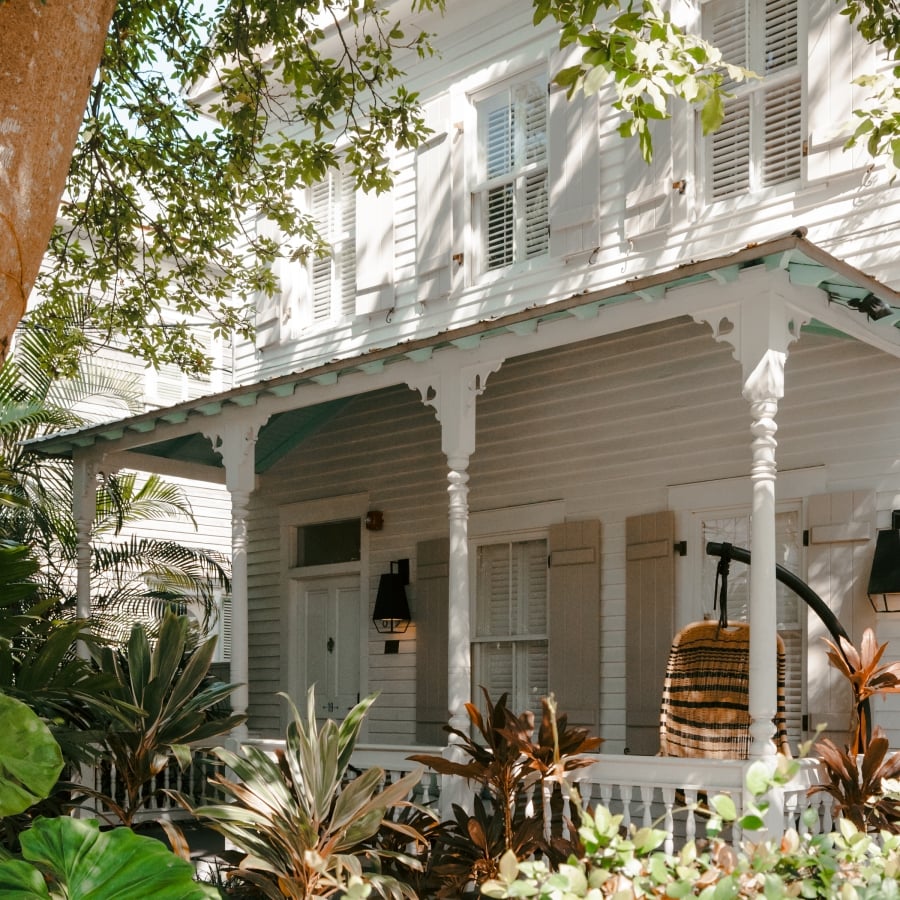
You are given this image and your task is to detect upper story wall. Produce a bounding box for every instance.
[236,0,900,385]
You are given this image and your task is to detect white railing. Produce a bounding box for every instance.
[563,754,832,852]
[78,741,833,848]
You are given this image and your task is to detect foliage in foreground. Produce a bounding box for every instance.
[189,688,431,899]
[482,757,900,899]
[409,691,603,897]
[0,816,218,899]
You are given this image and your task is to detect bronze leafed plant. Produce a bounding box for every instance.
[408,690,603,894]
[823,628,900,754]
[810,727,900,833]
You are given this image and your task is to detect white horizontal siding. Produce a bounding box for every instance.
[245,319,900,746]
[235,0,899,388]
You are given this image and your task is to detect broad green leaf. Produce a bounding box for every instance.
[0,693,63,816]
[19,817,219,899]
[0,859,51,898]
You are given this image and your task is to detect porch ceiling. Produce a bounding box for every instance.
[25,233,900,472]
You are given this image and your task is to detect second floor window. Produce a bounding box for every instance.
[703,0,802,201]
[475,77,549,271]
[309,169,356,324]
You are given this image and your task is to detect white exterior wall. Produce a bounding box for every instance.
[245,319,900,747]
[234,0,900,387]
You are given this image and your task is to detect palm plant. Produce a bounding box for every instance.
[190,689,429,899]
[0,324,230,639]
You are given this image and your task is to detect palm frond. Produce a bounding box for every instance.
[95,472,197,536]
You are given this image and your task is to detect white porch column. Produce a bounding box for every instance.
[204,420,262,742]
[72,451,99,658]
[742,349,784,758]
[694,272,811,837]
[409,357,503,812]
[694,273,808,760]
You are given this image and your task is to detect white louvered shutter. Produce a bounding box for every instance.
[310,171,356,324]
[416,97,453,303]
[704,0,801,200]
[355,181,393,316]
[806,0,877,182]
[548,48,602,258]
[761,0,802,188]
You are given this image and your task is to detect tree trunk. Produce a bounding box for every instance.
[0,0,116,362]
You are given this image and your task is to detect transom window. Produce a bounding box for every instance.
[475,77,549,271]
[472,537,548,720]
[308,168,356,325]
[702,0,803,200]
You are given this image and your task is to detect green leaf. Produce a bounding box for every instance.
[709,793,737,821]
[0,859,52,898]
[745,760,773,796]
[699,91,725,134]
[18,817,220,899]
[0,693,63,816]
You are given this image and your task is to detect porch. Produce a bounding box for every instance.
[34,234,900,848]
[81,740,834,851]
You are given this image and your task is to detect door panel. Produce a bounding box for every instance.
[295,576,361,721]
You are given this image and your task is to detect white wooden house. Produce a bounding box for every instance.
[29,0,900,820]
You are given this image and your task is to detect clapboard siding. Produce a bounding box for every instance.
[243,318,900,744]
[235,0,899,387]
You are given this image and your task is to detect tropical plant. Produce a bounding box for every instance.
[188,688,429,899]
[0,815,220,899]
[0,691,219,898]
[482,756,900,899]
[408,690,603,896]
[822,627,900,755]
[0,693,64,820]
[0,328,231,638]
[79,612,242,828]
[810,726,900,834]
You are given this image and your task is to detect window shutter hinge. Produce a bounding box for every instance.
[674,540,687,557]
[803,529,809,547]
[547,554,552,568]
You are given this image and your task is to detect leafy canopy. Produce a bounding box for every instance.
[27,0,444,377]
[22,0,897,378]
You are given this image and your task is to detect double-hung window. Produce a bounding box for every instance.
[308,168,356,325]
[702,0,803,200]
[475,77,549,271]
[472,537,548,720]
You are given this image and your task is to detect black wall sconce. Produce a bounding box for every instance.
[868,511,900,612]
[373,559,411,634]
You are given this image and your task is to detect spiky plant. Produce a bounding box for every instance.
[189,689,427,899]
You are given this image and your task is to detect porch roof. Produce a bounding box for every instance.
[25,232,900,473]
